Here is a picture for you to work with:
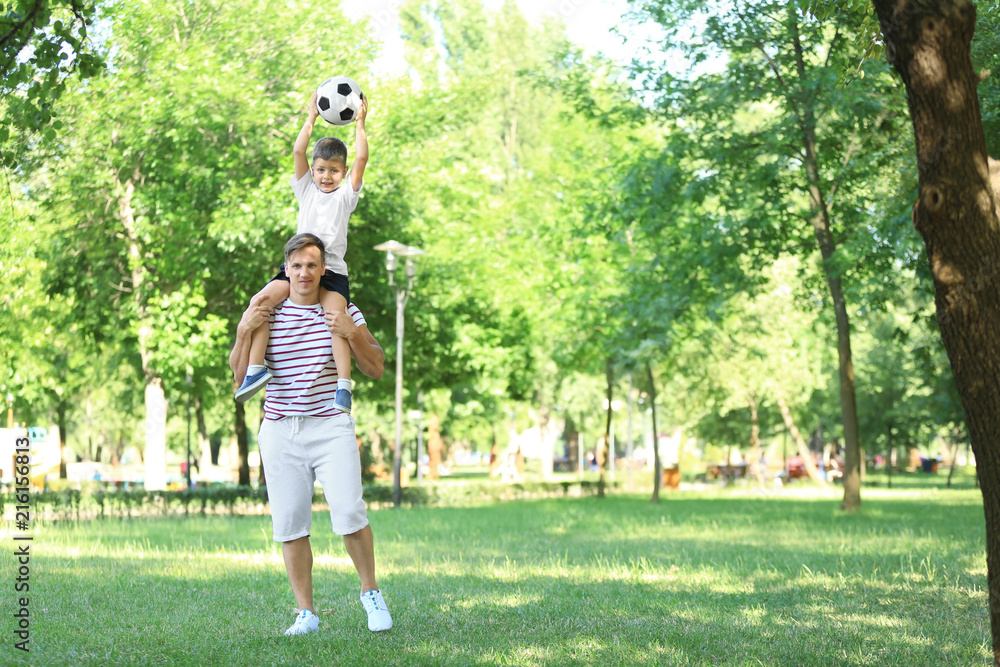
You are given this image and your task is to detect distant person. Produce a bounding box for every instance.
[234,87,370,416]
[229,232,392,636]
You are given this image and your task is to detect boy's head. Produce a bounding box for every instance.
[311,137,348,193]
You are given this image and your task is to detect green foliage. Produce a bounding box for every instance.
[2,0,985,486]
[971,1,1000,156]
[0,0,105,168]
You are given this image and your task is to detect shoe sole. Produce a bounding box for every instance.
[235,375,271,403]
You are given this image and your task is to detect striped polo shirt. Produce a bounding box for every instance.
[263,300,365,420]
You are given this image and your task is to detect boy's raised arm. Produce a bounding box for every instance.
[293,91,320,181]
[350,96,369,193]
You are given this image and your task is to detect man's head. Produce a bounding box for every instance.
[312,137,348,193]
[284,233,326,304]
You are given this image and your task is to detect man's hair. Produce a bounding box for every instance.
[312,137,348,165]
[284,232,326,265]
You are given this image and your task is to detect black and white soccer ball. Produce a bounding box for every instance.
[316,76,364,126]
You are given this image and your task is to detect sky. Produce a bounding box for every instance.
[339,0,652,76]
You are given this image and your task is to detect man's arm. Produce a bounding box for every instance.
[326,309,384,379]
[349,96,369,193]
[229,295,271,385]
[293,91,320,181]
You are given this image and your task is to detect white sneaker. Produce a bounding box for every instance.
[284,609,319,636]
[360,589,392,632]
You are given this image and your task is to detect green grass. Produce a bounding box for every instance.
[1,486,991,666]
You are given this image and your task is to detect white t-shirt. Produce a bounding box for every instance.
[290,172,362,276]
[263,301,366,420]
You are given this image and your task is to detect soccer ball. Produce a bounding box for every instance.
[316,76,364,126]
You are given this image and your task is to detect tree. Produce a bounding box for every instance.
[871,0,1000,658]
[1,0,104,167]
[627,0,909,510]
[23,0,377,488]
[396,0,643,466]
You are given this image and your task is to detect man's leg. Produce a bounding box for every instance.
[281,536,320,635]
[345,524,393,631]
[343,524,378,592]
[308,415,392,631]
[282,536,315,612]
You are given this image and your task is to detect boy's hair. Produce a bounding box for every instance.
[285,232,326,265]
[312,137,348,165]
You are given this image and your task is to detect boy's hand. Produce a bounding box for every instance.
[308,90,319,119]
[355,95,368,125]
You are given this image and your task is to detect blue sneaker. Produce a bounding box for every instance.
[334,387,352,414]
[235,368,271,402]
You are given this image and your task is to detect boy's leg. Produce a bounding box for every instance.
[236,280,290,402]
[320,289,353,413]
[249,280,290,366]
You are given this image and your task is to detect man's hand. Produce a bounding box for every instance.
[240,293,271,335]
[326,309,384,379]
[325,309,358,341]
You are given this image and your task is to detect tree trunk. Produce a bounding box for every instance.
[887,420,894,489]
[536,379,555,481]
[777,397,825,483]
[56,401,68,479]
[872,0,1000,660]
[790,16,862,511]
[947,439,960,489]
[598,357,613,499]
[116,165,167,491]
[747,391,767,487]
[647,362,662,503]
[195,397,212,474]
[234,401,250,486]
[427,414,444,480]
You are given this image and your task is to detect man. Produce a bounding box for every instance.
[229,232,392,636]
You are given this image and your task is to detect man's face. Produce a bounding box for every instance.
[285,245,325,301]
[312,158,346,193]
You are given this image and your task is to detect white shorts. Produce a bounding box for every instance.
[258,414,369,541]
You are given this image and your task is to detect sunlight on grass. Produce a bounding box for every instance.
[5,489,992,666]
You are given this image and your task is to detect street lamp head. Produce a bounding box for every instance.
[375,240,425,282]
[374,240,408,253]
[394,245,426,259]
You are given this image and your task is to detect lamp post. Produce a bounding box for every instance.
[6,392,13,429]
[374,240,425,507]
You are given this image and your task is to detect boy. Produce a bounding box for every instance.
[235,88,369,412]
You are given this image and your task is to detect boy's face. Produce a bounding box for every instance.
[312,158,346,193]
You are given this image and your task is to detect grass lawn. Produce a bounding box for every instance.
[1,485,991,666]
